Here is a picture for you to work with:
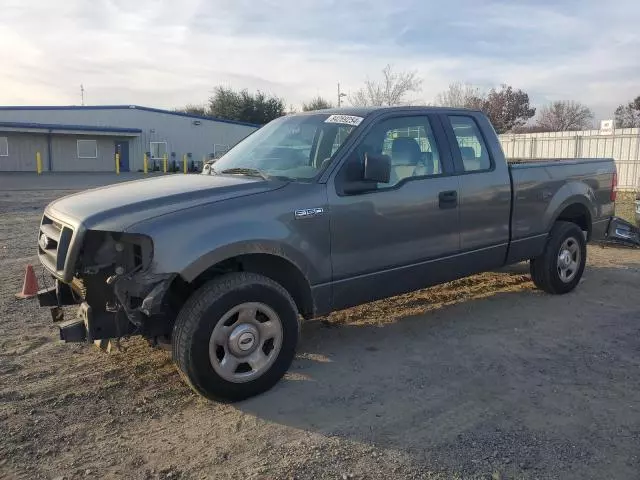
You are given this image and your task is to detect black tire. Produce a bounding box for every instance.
[530,221,587,294]
[172,272,300,402]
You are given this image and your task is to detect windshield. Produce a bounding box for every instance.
[210,113,361,181]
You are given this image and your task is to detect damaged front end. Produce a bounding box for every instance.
[37,225,176,344]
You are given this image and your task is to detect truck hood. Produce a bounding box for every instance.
[46,174,285,231]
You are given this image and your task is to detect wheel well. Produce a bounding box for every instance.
[556,203,592,239]
[181,254,314,319]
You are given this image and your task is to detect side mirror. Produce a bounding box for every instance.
[363,153,391,183]
[340,152,391,195]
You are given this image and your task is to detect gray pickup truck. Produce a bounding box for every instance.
[36,107,638,401]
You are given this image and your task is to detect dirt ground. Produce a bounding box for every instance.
[1,184,639,480]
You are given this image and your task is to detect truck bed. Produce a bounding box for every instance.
[507,158,615,261]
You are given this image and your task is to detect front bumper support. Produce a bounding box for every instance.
[59,318,87,342]
[38,273,176,343]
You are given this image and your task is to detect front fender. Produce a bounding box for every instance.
[126,183,331,286]
[180,239,320,284]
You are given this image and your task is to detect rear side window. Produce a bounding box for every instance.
[447,116,491,172]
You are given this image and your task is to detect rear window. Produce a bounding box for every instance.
[447,116,491,172]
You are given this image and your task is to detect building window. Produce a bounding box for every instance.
[0,137,8,156]
[150,141,167,159]
[77,139,98,159]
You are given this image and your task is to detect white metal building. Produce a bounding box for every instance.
[0,105,259,172]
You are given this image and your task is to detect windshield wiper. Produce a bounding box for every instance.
[216,167,269,180]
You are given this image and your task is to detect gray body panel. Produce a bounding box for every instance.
[37,107,616,318]
[127,182,331,287]
[510,159,615,241]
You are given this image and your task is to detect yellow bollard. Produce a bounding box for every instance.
[183,154,187,174]
[163,153,168,174]
[143,153,148,174]
[115,153,120,175]
[36,151,42,175]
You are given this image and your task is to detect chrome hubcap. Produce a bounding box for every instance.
[557,237,581,283]
[209,302,283,383]
[228,324,259,356]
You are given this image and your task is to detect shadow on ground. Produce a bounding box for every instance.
[235,262,640,478]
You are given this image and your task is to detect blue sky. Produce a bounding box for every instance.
[1,0,638,120]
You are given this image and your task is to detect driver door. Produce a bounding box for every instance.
[327,113,461,310]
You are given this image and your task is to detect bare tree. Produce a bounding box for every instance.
[302,96,334,111]
[536,101,594,131]
[349,64,423,107]
[434,82,483,108]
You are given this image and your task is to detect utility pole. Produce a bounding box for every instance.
[80,84,85,106]
[337,82,347,108]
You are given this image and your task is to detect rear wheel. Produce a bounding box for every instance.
[530,221,587,294]
[172,272,300,401]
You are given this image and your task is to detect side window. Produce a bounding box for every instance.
[358,116,443,188]
[448,116,491,172]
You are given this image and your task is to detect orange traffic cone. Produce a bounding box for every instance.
[15,264,39,299]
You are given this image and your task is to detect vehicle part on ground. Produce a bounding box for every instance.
[605,216,640,247]
[172,272,299,402]
[530,221,587,294]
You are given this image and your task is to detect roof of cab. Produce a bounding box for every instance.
[293,106,482,117]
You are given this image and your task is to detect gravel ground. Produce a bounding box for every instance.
[1,182,640,480]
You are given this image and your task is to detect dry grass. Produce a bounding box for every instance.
[615,191,638,224]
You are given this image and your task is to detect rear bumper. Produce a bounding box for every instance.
[604,216,640,247]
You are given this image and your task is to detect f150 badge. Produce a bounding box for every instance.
[294,207,324,219]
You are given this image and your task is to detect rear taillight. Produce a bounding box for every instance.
[611,171,617,202]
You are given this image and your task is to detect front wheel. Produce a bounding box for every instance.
[530,221,587,294]
[172,272,300,401]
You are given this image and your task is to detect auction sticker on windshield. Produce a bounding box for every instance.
[325,114,364,126]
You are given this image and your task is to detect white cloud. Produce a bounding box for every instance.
[0,0,638,120]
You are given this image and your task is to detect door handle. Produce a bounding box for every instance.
[438,190,458,209]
